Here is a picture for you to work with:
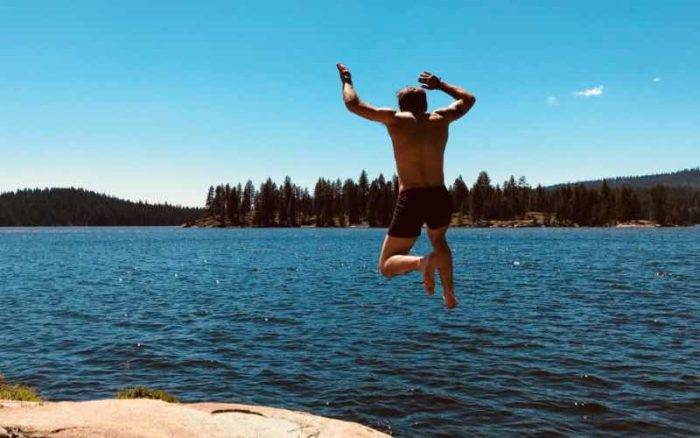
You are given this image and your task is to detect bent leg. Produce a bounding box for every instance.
[378,235,421,277]
[427,226,458,309]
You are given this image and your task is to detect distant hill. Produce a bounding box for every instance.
[547,168,700,190]
[0,188,202,226]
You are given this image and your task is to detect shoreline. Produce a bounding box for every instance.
[0,399,388,438]
[183,217,681,229]
[0,222,691,229]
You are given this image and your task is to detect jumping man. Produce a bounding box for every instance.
[337,63,476,309]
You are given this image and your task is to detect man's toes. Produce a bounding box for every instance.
[443,291,458,309]
[422,274,435,295]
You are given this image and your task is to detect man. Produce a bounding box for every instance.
[337,63,475,309]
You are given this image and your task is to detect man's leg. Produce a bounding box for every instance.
[427,226,458,309]
[378,234,421,277]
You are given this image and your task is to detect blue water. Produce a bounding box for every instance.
[1,227,698,436]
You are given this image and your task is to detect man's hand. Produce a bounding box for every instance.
[337,63,352,85]
[418,71,442,90]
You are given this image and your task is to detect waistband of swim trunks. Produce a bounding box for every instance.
[400,185,447,194]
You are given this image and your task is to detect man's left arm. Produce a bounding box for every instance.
[419,71,476,123]
[337,64,396,124]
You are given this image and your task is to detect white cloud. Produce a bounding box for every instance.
[546,96,559,106]
[574,85,604,97]
[653,77,661,82]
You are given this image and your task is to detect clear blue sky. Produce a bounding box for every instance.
[1,1,698,207]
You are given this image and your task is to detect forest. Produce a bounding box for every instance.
[549,167,700,190]
[199,169,700,228]
[0,188,202,226]
[2,169,697,227]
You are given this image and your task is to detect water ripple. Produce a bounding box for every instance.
[0,226,698,436]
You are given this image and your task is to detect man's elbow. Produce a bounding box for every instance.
[344,97,360,112]
[345,100,365,116]
[462,95,476,112]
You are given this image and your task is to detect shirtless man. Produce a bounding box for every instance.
[337,63,475,309]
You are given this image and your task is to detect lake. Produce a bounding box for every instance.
[0,227,698,436]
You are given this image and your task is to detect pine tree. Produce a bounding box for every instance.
[281,176,297,226]
[343,179,360,225]
[503,175,517,219]
[381,175,394,226]
[451,175,468,215]
[255,178,278,227]
[534,184,547,212]
[240,180,255,226]
[226,184,241,226]
[650,185,668,225]
[205,186,215,214]
[374,174,392,226]
[555,185,573,224]
[617,185,636,222]
[516,176,530,216]
[298,187,312,224]
[214,185,226,226]
[313,178,334,227]
[471,171,492,221]
[223,184,232,225]
[334,178,346,227]
[366,180,380,227]
[358,170,369,222]
[599,180,615,225]
[572,184,592,225]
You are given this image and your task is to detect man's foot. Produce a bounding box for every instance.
[419,253,437,295]
[443,288,458,309]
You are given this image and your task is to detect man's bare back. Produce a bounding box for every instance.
[337,64,475,309]
[386,111,449,189]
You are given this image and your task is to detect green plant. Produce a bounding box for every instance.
[116,386,179,403]
[0,374,42,402]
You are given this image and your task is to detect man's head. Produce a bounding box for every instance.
[397,86,427,114]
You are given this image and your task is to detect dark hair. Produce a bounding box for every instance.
[396,86,427,114]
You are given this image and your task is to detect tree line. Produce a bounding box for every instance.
[550,167,700,190]
[202,170,700,227]
[0,188,202,226]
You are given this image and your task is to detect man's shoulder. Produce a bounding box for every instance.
[427,112,449,123]
[392,112,447,123]
[393,111,416,121]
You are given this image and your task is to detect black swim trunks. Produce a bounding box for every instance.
[388,185,453,238]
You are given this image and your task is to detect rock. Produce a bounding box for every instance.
[0,399,388,438]
[616,220,659,228]
[0,425,27,438]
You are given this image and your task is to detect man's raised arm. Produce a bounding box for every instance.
[418,71,476,122]
[337,63,396,124]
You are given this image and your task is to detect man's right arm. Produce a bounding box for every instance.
[419,71,476,122]
[337,63,397,124]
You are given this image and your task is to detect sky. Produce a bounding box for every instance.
[1,1,698,207]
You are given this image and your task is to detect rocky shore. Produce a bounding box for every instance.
[184,212,667,229]
[0,399,388,438]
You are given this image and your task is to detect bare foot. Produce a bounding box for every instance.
[419,253,437,295]
[443,288,458,309]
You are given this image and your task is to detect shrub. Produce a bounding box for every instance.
[116,386,179,403]
[0,374,42,402]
